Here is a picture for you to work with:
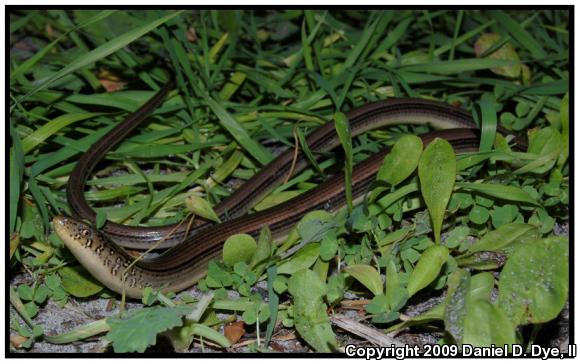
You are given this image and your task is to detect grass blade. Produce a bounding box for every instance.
[9,120,25,234]
[489,10,547,59]
[17,10,183,103]
[204,94,273,165]
[22,113,102,154]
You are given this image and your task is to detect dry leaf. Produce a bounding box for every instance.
[224,321,245,344]
[10,335,27,349]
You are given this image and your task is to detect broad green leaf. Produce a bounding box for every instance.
[466,223,540,255]
[326,273,346,304]
[222,234,257,267]
[407,245,449,297]
[278,210,333,253]
[418,138,456,243]
[385,258,408,311]
[387,271,493,334]
[498,237,569,327]
[185,193,221,223]
[372,134,422,201]
[319,230,338,261]
[58,266,103,298]
[463,299,516,347]
[443,269,471,343]
[469,272,495,301]
[456,182,540,206]
[298,217,335,244]
[19,11,183,102]
[106,305,192,353]
[519,127,563,174]
[278,243,320,275]
[288,269,337,352]
[343,264,383,295]
[469,205,490,224]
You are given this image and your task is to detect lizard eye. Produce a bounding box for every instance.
[80,229,90,237]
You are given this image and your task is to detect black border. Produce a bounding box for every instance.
[5,5,574,358]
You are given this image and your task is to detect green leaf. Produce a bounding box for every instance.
[457,182,540,206]
[518,127,563,174]
[222,234,257,267]
[498,237,569,327]
[334,112,353,213]
[319,230,338,261]
[106,305,192,353]
[343,264,383,295]
[163,320,231,352]
[385,258,408,311]
[478,93,497,153]
[254,191,303,211]
[407,245,449,297]
[444,269,471,343]
[288,269,337,352]
[418,138,456,243]
[265,266,279,346]
[490,204,519,228]
[17,284,33,301]
[489,10,547,59]
[58,266,103,298]
[250,226,272,270]
[10,10,117,81]
[326,273,346,304]
[19,11,184,102]
[278,243,320,275]
[185,193,221,223]
[44,319,110,345]
[377,226,413,249]
[21,113,102,154]
[469,272,495,301]
[466,223,540,255]
[95,210,107,229]
[371,134,423,201]
[9,120,24,234]
[558,93,569,168]
[444,226,470,249]
[474,33,521,78]
[399,58,520,75]
[463,299,516,347]
[204,94,272,165]
[298,217,335,244]
[386,304,444,333]
[469,205,490,224]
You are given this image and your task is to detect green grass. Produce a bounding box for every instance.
[9,9,569,354]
